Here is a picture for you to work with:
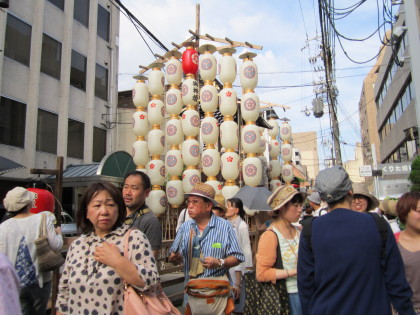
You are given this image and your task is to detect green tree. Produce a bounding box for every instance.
[408,155,420,192]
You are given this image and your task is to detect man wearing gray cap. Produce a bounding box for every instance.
[307,191,327,217]
[297,165,415,315]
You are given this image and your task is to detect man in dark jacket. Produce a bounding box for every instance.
[298,165,414,315]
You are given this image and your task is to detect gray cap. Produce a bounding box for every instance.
[315,165,352,203]
[308,191,321,204]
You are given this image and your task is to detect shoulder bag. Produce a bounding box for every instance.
[34,212,65,272]
[123,229,180,315]
[244,229,290,315]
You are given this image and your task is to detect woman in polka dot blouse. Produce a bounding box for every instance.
[56,182,159,314]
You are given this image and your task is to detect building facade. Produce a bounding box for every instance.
[292,131,319,182]
[0,0,120,181]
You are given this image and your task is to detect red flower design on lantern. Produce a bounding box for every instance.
[276,182,281,186]
[149,163,155,170]
[182,114,186,120]
[139,114,145,120]
[227,156,233,162]
[150,102,156,108]
[226,91,232,97]
[218,184,222,190]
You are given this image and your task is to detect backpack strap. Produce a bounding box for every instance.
[368,212,388,259]
[301,216,316,253]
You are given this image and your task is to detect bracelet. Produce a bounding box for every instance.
[285,269,290,277]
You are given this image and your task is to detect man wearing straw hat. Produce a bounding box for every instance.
[169,183,244,315]
[298,165,415,315]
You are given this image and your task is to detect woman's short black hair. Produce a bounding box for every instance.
[227,197,246,220]
[77,181,126,234]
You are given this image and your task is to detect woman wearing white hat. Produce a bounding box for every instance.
[351,183,379,213]
[0,187,63,315]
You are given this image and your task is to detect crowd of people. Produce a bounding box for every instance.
[0,165,419,315]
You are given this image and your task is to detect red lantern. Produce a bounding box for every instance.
[28,188,55,214]
[182,42,198,75]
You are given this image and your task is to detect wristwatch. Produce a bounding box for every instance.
[218,258,225,268]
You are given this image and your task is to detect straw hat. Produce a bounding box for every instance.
[267,185,302,211]
[352,183,379,211]
[184,183,217,205]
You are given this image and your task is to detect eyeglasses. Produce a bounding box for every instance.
[352,195,368,202]
[186,199,203,206]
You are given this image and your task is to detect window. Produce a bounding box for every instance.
[74,0,89,27]
[41,34,62,79]
[0,96,26,148]
[67,119,84,159]
[95,64,108,100]
[47,0,64,10]
[93,127,106,162]
[4,14,32,66]
[97,4,110,41]
[70,50,87,90]
[36,109,58,154]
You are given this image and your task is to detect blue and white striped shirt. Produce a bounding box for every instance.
[170,214,245,281]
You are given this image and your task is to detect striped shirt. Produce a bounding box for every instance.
[170,214,244,282]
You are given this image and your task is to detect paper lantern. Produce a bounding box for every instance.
[200,84,218,113]
[181,139,200,166]
[147,159,165,186]
[147,190,166,215]
[164,51,182,85]
[165,88,183,116]
[222,184,240,200]
[280,122,292,142]
[268,119,279,138]
[182,76,199,106]
[148,62,164,96]
[132,75,149,108]
[220,120,238,149]
[28,188,54,213]
[269,139,280,159]
[269,160,281,178]
[182,42,199,75]
[281,143,293,162]
[132,110,149,136]
[221,151,240,180]
[201,116,219,144]
[243,205,257,217]
[206,179,223,196]
[239,52,258,90]
[148,129,165,155]
[282,164,294,183]
[218,48,237,84]
[165,149,183,176]
[132,140,149,166]
[182,109,200,137]
[148,99,165,126]
[259,136,266,154]
[241,124,260,154]
[242,156,262,187]
[241,91,260,122]
[198,44,217,81]
[202,149,220,177]
[270,179,282,191]
[182,168,201,193]
[166,180,184,206]
[219,87,237,116]
[166,119,183,145]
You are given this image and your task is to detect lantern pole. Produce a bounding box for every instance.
[195,4,200,47]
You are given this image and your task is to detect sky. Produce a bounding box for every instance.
[117,0,394,170]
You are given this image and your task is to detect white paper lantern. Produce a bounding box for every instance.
[201,116,219,144]
[148,99,165,126]
[165,57,182,85]
[147,160,165,186]
[218,48,237,84]
[202,149,220,177]
[239,59,258,90]
[146,190,166,215]
[166,119,183,145]
[243,156,262,187]
[281,143,293,162]
[148,129,165,155]
[241,124,260,154]
[200,84,218,113]
[270,179,282,191]
[166,180,184,206]
[221,151,240,180]
[241,92,260,122]
[220,121,238,149]
[269,160,281,178]
[182,77,199,106]
[182,168,201,193]
[259,136,266,154]
[219,87,237,116]
[282,164,294,183]
[199,44,217,81]
[132,79,149,108]
[268,119,279,138]
[148,64,165,96]
[165,149,183,176]
[132,140,149,166]
[206,179,222,196]
[132,111,149,136]
[182,109,200,137]
[280,122,292,142]
[269,139,280,159]
[182,139,200,166]
[165,88,183,116]
[222,184,240,200]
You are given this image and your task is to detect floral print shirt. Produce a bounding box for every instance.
[56,225,159,314]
